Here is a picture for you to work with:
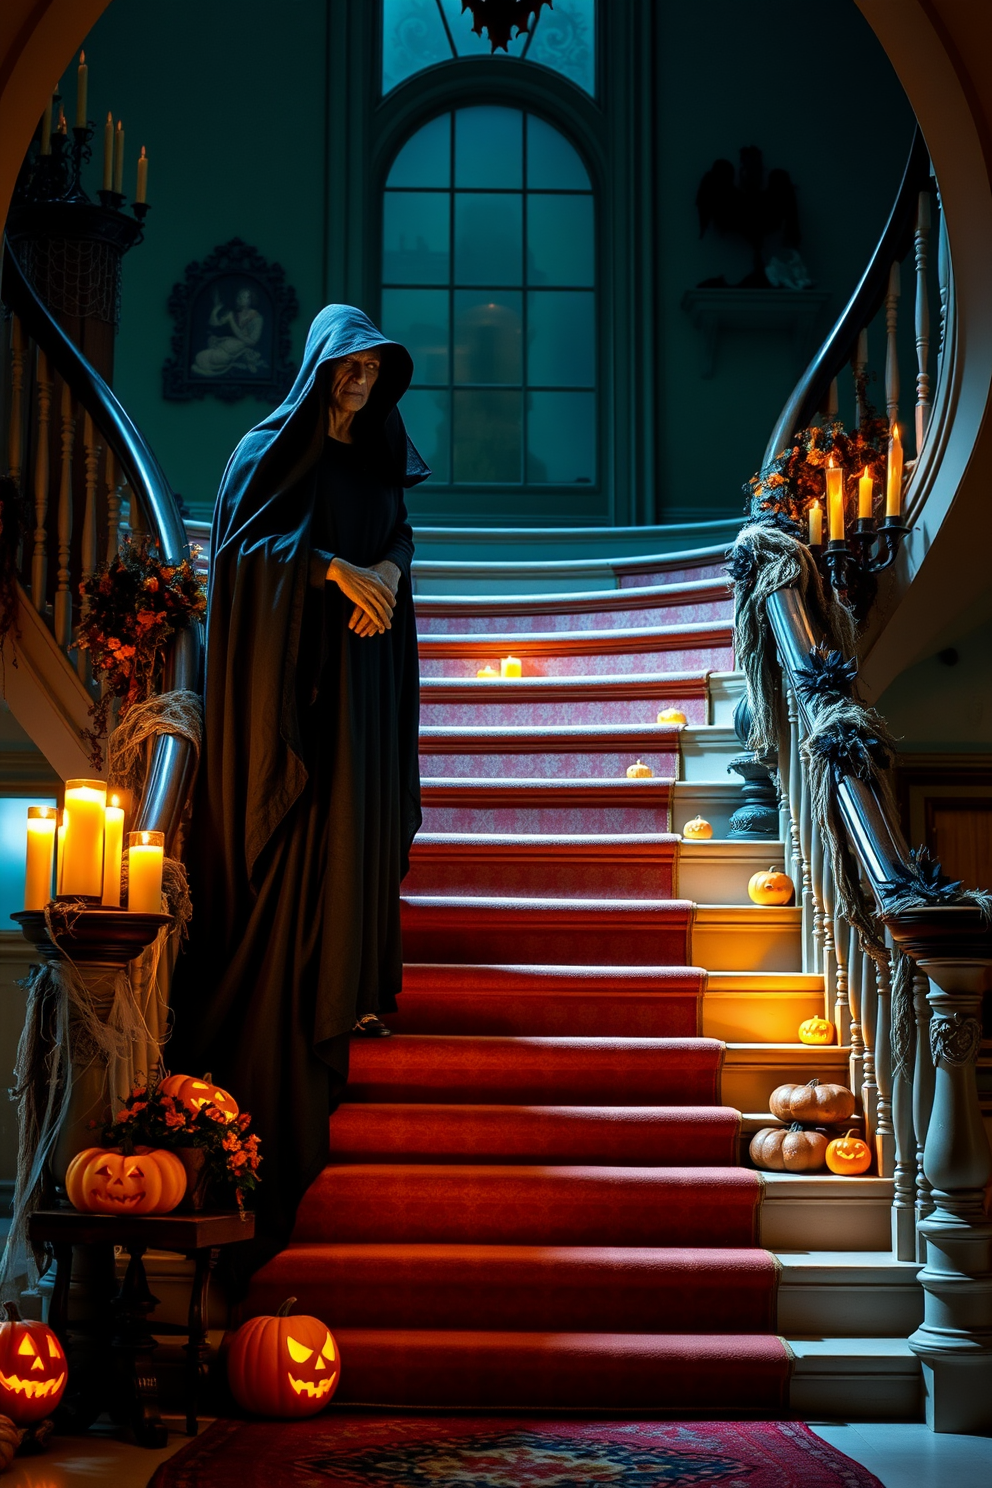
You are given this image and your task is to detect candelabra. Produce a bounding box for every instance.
[808,514,909,617]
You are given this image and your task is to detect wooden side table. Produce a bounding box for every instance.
[28,1208,255,1447]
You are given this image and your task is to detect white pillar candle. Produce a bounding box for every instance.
[825,458,845,541]
[128,830,164,913]
[75,51,88,128]
[102,796,125,907]
[886,423,903,517]
[102,112,113,190]
[500,656,522,679]
[807,500,823,546]
[61,779,107,898]
[113,120,124,194]
[25,807,56,911]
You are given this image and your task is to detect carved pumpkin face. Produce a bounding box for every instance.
[748,867,794,905]
[0,1307,67,1424]
[65,1146,186,1215]
[682,816,713,840]
[227,1301,340,1418]
[159,1072,239,1123]
[798,1016,836,1045]
[826,1129,873,1175]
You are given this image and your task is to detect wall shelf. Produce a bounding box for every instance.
[681,288,830,379]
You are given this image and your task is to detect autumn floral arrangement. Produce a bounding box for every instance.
[102,1075,262,1214]
[76,538,206,762]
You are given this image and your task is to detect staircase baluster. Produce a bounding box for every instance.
[809,816,826,979]
[936,192,949,372]
[777,689,795,889]
[853,327,869,428]
[860,946,878,1155]
[819,849,837,1025]
[846,920,864,1095]
[54,381,75,652]
[914,189,932,457]
[7,316,26,487]
[913,969,935,1259]
[891,947,918,1258]
[884,260,901,429]
[795,732,817,973]
[822,376,839,419]
[105,448,123,563]
[78,412,101,684]
[31,346,51,611]
[873,953,895,1179]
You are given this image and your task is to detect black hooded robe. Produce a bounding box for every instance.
[170,306,428,1248]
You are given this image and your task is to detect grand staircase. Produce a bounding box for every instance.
[244,545,925,1420]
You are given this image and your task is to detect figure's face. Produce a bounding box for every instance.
[328,352,380,417]
[236,289,252,309]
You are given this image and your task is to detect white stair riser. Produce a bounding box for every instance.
[672,784,743,839]
[692,911,802,972]
[678,842,785,905]
[779,1281,923,1337]
[789,1368,922,1422]
[761,1196,892,1251]
[704,992,826,1042]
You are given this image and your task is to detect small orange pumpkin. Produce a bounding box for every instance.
[748,866,794,905]
[0,1304,67,1424]
[626,760,653,778]
[657,708,687,725]
[159,1072,239,1123]
[749,1123,827,1173]
[769,1078,856,1126]
[798,1016,836,1046]
[65,1145,187,1215]
[826,1128,873,1175]
[682,816,713,840]
[227,1298,340,1418]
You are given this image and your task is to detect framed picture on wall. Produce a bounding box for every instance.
[162,238,298,403]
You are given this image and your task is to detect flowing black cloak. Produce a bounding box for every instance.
[170,306,428,1244]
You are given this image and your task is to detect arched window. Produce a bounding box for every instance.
[382,0,596,97]
[381,106,596,489]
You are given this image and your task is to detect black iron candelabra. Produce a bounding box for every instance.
[808,514,909,617]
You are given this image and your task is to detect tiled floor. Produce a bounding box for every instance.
[4,1418,991,1486]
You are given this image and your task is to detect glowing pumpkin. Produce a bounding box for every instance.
[159,1072,239,1123]
[0,1304,67,1425]
[657,708,687,725]
[65,1146,186,1215]
[747,867,794,905]
[626,760,653,778]
[826,1128,873,1175]
[682,816,713,840]
[749,1123,827,1173]
[798,1015,836,1045]
[769,1079,856,1126]
[227,1298,340,1418]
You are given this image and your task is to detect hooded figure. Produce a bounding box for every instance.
[171,305,428,1252]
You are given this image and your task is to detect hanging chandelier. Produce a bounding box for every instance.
[461,0,552,54]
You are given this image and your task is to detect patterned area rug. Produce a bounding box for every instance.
[149,1415,883,1487]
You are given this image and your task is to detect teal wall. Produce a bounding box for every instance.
[82,0,915,526]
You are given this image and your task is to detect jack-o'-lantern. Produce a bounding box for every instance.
[159,1072,239,1123]
[826,1129,873,1175]
[657,708,687,725]
[682,816,713,840]
[798,1016,836,1046]
[747,867,794,905]
[769,1079,856,1126]
[626,760,653,778]
[749,1123,827,1173]
[65,1146,186,1215]
[0,1305,67,1425]
[227,1298,340,1418]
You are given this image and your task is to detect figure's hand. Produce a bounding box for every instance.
[370,560,401,597]
[327,557,395,635]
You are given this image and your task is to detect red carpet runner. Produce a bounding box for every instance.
[246,564,793,1410]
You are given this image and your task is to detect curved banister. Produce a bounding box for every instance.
[762,126,932,468]
[1,236,202,848]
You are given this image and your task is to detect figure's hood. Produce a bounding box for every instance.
[272,303,415,435]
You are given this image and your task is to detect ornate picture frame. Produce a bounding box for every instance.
[162,238,298,403]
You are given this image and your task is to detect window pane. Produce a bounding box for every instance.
[400,388,450,483]
[454,194,522,285]
[440,0,529,58]
[526,115,591,189]
[527,0,596,96]
[381,289,449,385]
[527,196,594,286]
[527,391,596,482]
[387,113,451,186]
[527,290,595,386]
[455,106,522,189]
[454,292,522,385]
[383,192,450,284]
[382,0,452,93]
[453,390,522,482]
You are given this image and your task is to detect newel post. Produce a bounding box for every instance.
[884,906,992,1433]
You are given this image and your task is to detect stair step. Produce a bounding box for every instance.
[401,894,692,965]
[679,724,744,779]
[721,1043,853,1113]
[760,1173,894,1251]
[677,841,785,905]
[420,777,674,833]
[392,963,703,1038]
[418,623,734,678]
[328,1328,790,1409]
[692,904,802,972]
[420,723,681,780]
[703,972,825,1042]
[248,1243,776,1333]
[788,1337,922,1421]
[414,577,732,634]
[673,781,744,838]
[406,833,678,899]
[329,1104,740,1165]
[346,1034,723,1105]
[776,1251,923,1336]
[418,672,709,727]
[293,1164,762,1246]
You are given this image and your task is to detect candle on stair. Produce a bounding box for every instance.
[61,779,107,898]
[476,665,499,679]
[25,807,56,911]
[128,830,164,913]
[102,795,125,907]
[500,656,522,679]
